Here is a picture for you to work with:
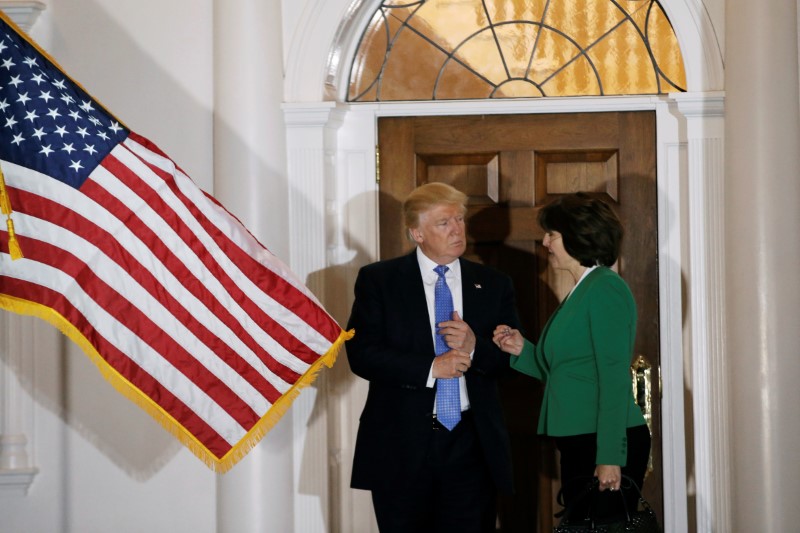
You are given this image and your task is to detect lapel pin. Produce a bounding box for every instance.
[474,283,482,289]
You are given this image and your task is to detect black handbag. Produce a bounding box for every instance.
[553,475,662,533]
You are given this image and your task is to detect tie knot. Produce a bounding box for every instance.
[434,265,449,278]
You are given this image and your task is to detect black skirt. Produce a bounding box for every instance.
[555,424,651,521]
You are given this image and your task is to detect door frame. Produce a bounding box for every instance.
[283,92,726,533]
[282,1,728,530]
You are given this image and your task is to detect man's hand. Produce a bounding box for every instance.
[437,311,476,354]
[432,349,472,379]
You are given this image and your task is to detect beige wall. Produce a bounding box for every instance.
[31,0,215,190]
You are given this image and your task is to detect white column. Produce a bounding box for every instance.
[213,1,293,531]
[212,0,289,257]
[726,1,800,531]
[0,313,39,495]
[672,92,730,533]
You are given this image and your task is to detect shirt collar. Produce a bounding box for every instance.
[416,247,461,284]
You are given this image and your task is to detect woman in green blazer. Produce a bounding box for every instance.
[493,193,649,521]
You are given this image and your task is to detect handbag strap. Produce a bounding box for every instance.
[554,476,596,520]
[609,477,632,523]
[619,474,656,512]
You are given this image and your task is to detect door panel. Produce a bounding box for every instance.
[378,112,661,532]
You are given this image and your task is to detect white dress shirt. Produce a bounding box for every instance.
[416,248,471,411]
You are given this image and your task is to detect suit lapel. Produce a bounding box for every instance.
[539,268,603,365]
[539,298,565,367]
[459,258,484,323]
[399,252,436,353]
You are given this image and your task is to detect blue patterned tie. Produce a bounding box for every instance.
[434,265,461,430]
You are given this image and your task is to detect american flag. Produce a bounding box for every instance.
[0,14,350,471]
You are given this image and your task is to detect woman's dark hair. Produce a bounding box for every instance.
[537,193,624,267]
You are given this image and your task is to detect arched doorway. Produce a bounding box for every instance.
[282,1,727,531]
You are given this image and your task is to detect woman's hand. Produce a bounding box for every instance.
[594,464,621,491]
[492,325,524,356]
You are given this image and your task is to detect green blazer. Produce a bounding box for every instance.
[510,267,646,466]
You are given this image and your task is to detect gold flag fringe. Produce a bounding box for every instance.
[214,327,354,473]
[0,292,354,473]
[0,163,23,260]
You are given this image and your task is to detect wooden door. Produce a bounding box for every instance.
[377,113,661,532]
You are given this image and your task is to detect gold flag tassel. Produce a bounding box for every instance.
[0,162,24,260]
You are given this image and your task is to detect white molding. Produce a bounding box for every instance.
[285,0,365,102]
[332,107,381,533]
[283,101,345,129]
[283,102,346,281]
[654,100,690,533]
[660,0,725,91]
[0,434,38,496]
[283,102,347,532]
[0,1,45,32]
[358,94,669,116]
[0,313,39,497]
[0,465,38,496]
[672,91,729,533]
[324,0,379,102]
[671,91,726,117]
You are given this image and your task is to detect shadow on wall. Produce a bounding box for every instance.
[300,191,378,530]
[1,0,288,482]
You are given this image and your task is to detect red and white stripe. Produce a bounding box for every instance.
[0,133,341,459]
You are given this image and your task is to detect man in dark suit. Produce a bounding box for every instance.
[346,182,521,533]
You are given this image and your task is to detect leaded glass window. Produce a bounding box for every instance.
[348,0,686,101]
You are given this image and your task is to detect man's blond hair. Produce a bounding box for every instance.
[403,183,467,239]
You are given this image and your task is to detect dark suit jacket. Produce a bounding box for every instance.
[346,251,521,494]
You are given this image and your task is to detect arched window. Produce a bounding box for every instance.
[348,0,686,101]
